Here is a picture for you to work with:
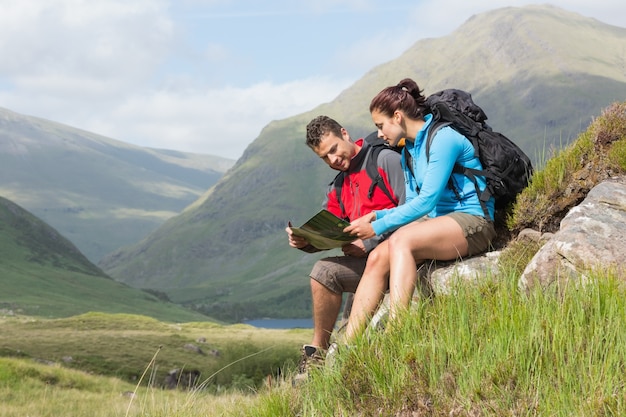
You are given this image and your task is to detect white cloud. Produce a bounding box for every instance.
[80,77,352,159]
[0,0,171,90]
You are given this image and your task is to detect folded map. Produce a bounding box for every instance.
[290,209,356,250]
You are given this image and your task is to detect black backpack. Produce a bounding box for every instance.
[333,132,401,219]
[407,89,533,219]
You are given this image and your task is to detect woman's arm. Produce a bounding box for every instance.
[371,127,466,235]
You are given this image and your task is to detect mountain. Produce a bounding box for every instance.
[0,195,210,322]
[99,5,626,321]
[0,108,234,262]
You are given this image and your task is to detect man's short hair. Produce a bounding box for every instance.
[306,115,343,149]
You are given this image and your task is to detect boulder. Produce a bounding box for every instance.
[163,368,201,390]
[422,251,502,295]
[519,177,626,292]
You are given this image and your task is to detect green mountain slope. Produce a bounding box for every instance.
[99,5,626,321]
[0,196,209,322]
[0,108,234,262]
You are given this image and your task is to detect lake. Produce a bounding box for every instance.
[243,318,313,329]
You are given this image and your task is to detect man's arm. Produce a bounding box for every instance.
[286,224,320,253]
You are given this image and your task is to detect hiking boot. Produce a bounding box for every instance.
[299,345,325,372]
[292,345,324,386]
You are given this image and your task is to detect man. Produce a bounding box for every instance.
[286,115,405,379]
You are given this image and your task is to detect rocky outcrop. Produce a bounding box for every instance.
[420,251,502,295]
[416,177,626,295]
[518,176,626,292]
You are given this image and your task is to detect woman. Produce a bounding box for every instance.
[343,78,496,339]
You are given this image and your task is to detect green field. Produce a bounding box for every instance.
[0,312,311,417]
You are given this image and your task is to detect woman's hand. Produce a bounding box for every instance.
[344,212,376,240]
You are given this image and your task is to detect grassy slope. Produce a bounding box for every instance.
[0,355,260,417]
[0,312,310,391]
[0,313,310,417]
[99,5,626,322]
[0,196,208,322]
[252,270,626,416]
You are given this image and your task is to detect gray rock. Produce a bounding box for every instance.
[183,343,204,355]
[421,251,502,295]
[519,177,626,292]
[163,368,201,390]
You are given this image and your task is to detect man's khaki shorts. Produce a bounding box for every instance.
[310,256,367,295]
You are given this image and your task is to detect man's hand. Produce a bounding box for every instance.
[344,212,376,240]
[341,239,367,257]
[285,224,309,249]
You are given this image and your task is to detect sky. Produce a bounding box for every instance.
[1,1,624,160]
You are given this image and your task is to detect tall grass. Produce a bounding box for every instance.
[0,356,259,417]
[247,268,626,416]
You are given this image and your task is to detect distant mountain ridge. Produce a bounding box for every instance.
[0,107,235,262]
[77,6,626,320]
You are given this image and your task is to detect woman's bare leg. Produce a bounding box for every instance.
[387,216,468,321]
[343,241,390,340]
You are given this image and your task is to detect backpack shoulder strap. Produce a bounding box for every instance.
[365,144,396,203]
[403,147,414,179]
[425,120,480,210]
[424,121,452,162]
[426,122,492,219]
[331,172,347,219]
[404,119,449,183]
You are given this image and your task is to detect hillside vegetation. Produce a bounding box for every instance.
[0,312,310,417]
[0,196,209,322]
[99,5,626,323]
[510,102,626,233]
[0,312,308,390]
